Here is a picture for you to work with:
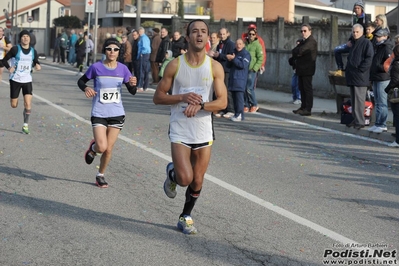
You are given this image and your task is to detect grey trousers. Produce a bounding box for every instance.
[350,86,367,126]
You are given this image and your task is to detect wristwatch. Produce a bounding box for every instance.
[200,102,205,110]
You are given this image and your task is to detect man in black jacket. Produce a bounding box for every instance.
[131,30,140,76]
[171,31,186,58]
[345,24,373,129]
[291,24,318,116]
[212,28,235,118]
[156,27,171,64]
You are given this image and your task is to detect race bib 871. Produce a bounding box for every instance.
[99,88,120,104]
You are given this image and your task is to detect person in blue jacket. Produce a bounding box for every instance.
[226,38,251,121]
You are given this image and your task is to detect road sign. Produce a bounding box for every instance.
[27,16,33,23]
[85,0,95,13]
[5,20,11,29]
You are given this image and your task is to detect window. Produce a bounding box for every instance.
[375,6,386,16]
[32,8,39,21]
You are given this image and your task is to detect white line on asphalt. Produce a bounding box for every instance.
[1,68,365,246]
[254,112,390,145]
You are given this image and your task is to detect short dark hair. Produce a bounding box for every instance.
[186,19,209,37]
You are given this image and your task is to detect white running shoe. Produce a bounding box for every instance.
[177,215,198,234]
[293,99,302,105]
[164,162,177,198]
[388,141,399,148]
[223,112,234,118]
[367,125,377,132]
[230,114,242,122]
[372,127,388,133]
[214,111,224,118]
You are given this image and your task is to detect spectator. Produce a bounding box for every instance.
[85,32,94,66]
[60,29,69,64]
[242,24,266,77]
[384,45,399,147]
[75,32,86,75]
[116,29,123,42]
[156,27,171,65]
[68,29,78,65]
[329,1,369,77]
[291,24,317,116]
[171,31,186,58]
[159,50,173,79]
[345,24,373,129]
[29,30,36,48]
[383,34,399,73]
[226,38,251,122]
[288,39,303,105]
[52,33,61,63]
[137,27,151,91]
[208,32,219,53]
[367,28,393,133]
[244,27,264,113]
[121,34,132,69]
[131,30,140,76]
[365,22,377,41]
[374,14,390,34]
[211,28,235,118]
[150,28,161,85]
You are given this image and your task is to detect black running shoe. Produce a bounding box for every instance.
[85,140,96,165]
[96,175,108,188]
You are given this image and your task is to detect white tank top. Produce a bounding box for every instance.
[11,45,34,83]
[169,54,214,144]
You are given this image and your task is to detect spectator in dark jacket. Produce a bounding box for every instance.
[131,30,140,77]
[150,28,161,84]
[291,24,317,116]
[156,27,171,64]
[226,38,251,122]
[53,33,61,63]
[345,24,374,129]
[368,28,393,133]
[75,32,86,75]
[384,45,399,147]
[211,28,235,118]
[171,31,186,58]
[29,30,36,48]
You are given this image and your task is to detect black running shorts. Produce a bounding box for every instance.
[91,115,125,129]
[10,80,33,99]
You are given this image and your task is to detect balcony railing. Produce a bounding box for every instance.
[106,0,211,15]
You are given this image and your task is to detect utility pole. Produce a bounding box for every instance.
[136,0,141,30]
[45,0,51,55]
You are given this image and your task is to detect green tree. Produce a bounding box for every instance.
[53,16,82,28]
[178,0,184,19]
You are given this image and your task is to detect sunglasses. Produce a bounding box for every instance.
[301,30,308,33]
[105,47,120,52]
[248,33,256,36]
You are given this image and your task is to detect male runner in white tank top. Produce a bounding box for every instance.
[153,19,227,234]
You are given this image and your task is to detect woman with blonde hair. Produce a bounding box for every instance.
[375,14,390,33]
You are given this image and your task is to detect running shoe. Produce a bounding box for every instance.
[85,140,96,165]
[22,125,30,134]
[96,175,108,188]
[164,162,177,198]
[177,215,198,234]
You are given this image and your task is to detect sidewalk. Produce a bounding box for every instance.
[254,87,395,143]
[40,59,395,144]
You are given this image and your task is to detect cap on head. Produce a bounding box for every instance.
[354,1,364,10]
[19,30,30,40]
[248,24,257,30]
[375,28,389,37]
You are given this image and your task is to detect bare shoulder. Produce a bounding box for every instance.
[211,59,224,76]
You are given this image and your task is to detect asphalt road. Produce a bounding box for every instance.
[0,64,398,266]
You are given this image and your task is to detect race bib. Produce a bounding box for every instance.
[99,88,120,104]
[17,60,31,74]
[178,86,207,110]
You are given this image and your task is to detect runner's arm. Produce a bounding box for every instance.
[1,46,18,69]
[77,75,90,92]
